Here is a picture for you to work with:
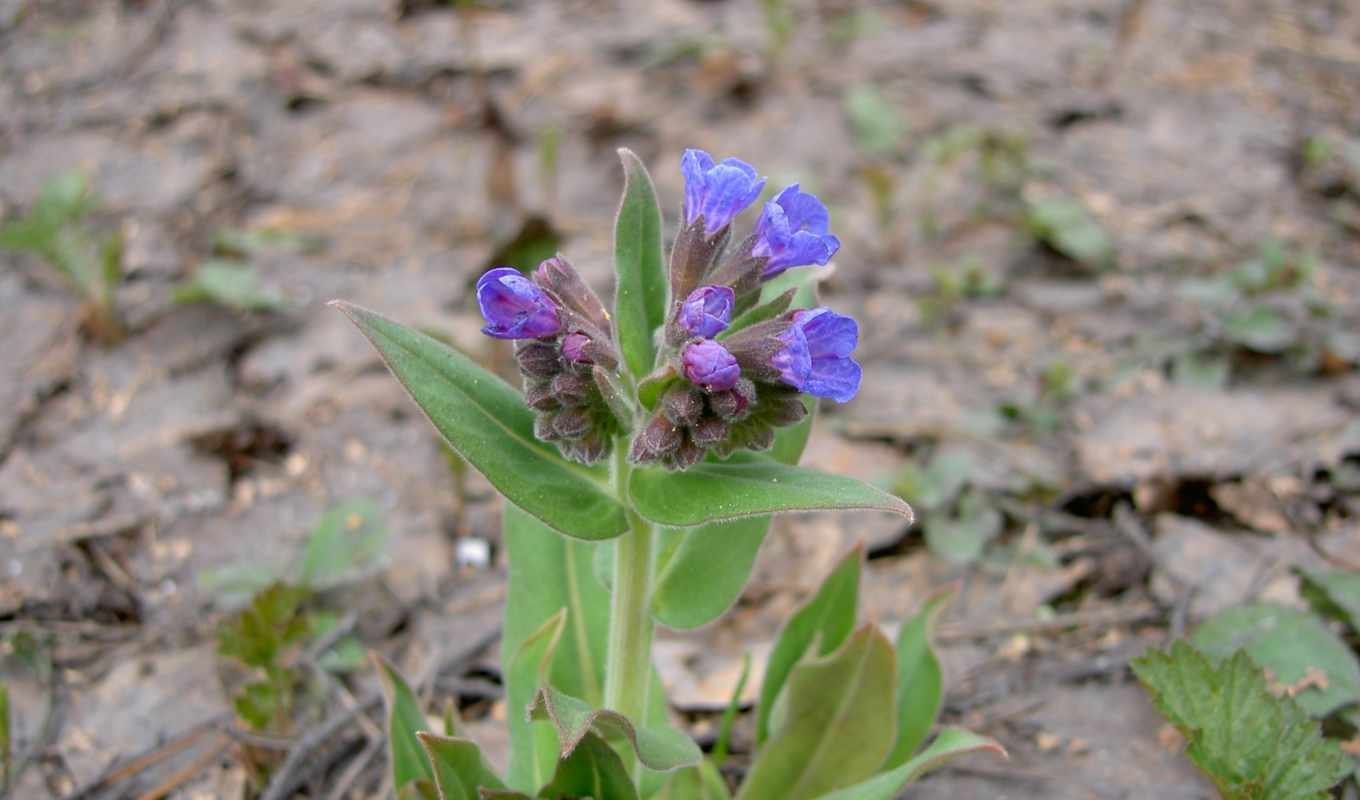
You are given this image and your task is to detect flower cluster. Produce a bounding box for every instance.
[475,148,857,469]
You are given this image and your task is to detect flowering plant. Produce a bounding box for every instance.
[336,149,999,799]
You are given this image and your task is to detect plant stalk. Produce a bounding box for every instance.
[605,444,655,730]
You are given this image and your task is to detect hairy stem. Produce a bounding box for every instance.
[605,443,655,733]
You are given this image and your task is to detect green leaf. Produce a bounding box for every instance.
[536,732,638,800]
[375,653,436,793]
[817,728,1006,800]
[172,260,284,312]
[501,506,610,790]
[1191,604,1360,718]
[1223,307,1296,353]
[233,680,281,732]
[737,626,898,800]
[923,489,1001,565]
[612,148,667,378]
[756,546,861,744]
[0,682,9,791]
[332,302,627,540]
[1299,569,1360,634]
[213,226,325,258]
[713,652,750,768]
[629,452,912,528]
[418,733,506,800]
[217,582,310,671]
[657,761,732,800]
[892,451,972,512]
[1132,642,1350,799]
[297,499,387,588]
[1024,197,1113,268]
[884,588,952,768]
[528,686,702,773]
[504,609,568,793]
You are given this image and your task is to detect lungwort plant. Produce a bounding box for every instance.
[335,148,1001,799]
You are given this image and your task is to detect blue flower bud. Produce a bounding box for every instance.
[682,339,741,392]
[773,308,861,403]
[677,285,735,339]
[681,149,766,237]
[477,267,561,340]
[752,184,841,279]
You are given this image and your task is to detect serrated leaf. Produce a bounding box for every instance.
[375,653,436,793]
[332,302,627,540]
[613,148,667,378]
[650,407,813,629]
[756,547,861,744]
[1191,604,1360,717]
[536,732,638,800]
[817,728,1006,800]
[629,451,912,528]
[1132,641,1350,799]
[418,733,506,800]
[528,686,701,773]
[1300,569,1360,634]
[737,626,898,800]
[884,588,952,768]
[297,499,387,588]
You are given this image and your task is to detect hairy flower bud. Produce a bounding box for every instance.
[515,341,561,378]
[708,378,756,421]
[630,414,683,463]
[661,385,705,426]
[552,406,593,440]
[691,416,730,447]
[681,339,741,392]
[534,255,610,333]
[523,381,558,411]
[550,372,592,407]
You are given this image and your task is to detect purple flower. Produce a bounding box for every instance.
[682,339,741,392]
[752,184,841,279]
[677,285,735,339]
[477,267,561,339]
[682,149,766,237]
[772,308,861,402]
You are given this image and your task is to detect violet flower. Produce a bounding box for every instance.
[681,339,741,392]
[752,184,841,279]
[677,285,735,339]
[477,267,561,340]
[681,149,766,237]
[772,308,861,402]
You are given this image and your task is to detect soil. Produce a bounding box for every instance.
[2,1,1358,798]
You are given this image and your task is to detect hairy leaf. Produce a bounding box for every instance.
[818,728,1006,800]
[629,452,912,528]
[657,761,731,800]
[332,302,627,540]
[737,626,897,800]
[1132,642,1349,799]
[755,546,861,744]
[613,148,667,378]
[884,588,953,767]
[417,733,505,800]
[528,686,701,773]
[536,732,638,800]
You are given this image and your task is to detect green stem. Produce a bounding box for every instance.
[605,443,655,730]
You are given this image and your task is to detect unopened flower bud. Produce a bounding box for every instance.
[691,416,729,446]
[661,385,705,426]
[515,341,562,378]
[523,381,558,411]
[677,285,735,339]
[550,373,591,407]
[477,267,561,340]
[552,407,592,440]
[709,378,756,421]
[682,339,741,392]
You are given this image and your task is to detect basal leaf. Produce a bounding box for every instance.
[737,626,897,800]
[528,686,701,773]
[332,302,627,541]
[505,610,567,793]
[537,732,638,800]
[629,452,912,528]
[756,547,861,744]
[817,728,1006,800]
[884,588,953,768]
[374,653,435,793]
[1191,604,1360,717]
[613,148,667,378]
[418,733,507,800]
[1132,642,1350,799]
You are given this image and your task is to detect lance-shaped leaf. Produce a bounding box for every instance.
[537,732,639,800]
[501,506,610,790]
[504,609,568,793]
[613,148,667,377]
[374,653,435,794]
[418,733,506,800]
[332,302,627,541]
[528,685,702,773]
[629,452,912,528]
[736,626,897,800]
[817,729,1006,800]
[650,407,813,629]
[755,546,861,744]
[884,588,953,768]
